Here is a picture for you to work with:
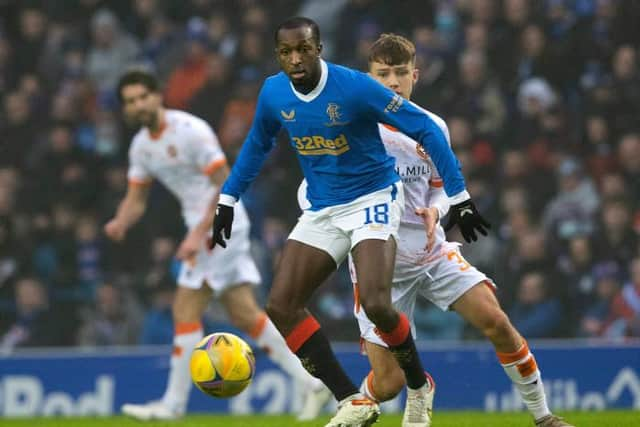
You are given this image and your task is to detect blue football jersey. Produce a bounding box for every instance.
[222,60,466,210]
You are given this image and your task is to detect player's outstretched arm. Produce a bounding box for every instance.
[104,182,150,242]
[210,82,281,249]
[359,74,490,242]
[361,74,465,197]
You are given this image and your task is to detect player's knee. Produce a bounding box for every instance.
[265,300,283,322]
[360,297,394,327]
[480,309,513,340]
[265,299,295,329]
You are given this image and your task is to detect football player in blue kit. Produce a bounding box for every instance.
[210,17,489,427]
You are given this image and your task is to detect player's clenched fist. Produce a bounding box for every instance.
[210,204,234,249]
[104,219,127,242]
[444,199,491,243]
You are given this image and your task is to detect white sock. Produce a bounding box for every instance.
[498,341,550,420]
[161,323,203,412]
[251,313,324,390]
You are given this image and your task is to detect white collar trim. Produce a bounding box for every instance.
[290,59,328,103]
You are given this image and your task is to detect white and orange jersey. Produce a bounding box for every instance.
[379,103,451,228]
[127,109,247,229]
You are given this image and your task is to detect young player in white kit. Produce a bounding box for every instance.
[105,70,330,421]
[301,34,574,427]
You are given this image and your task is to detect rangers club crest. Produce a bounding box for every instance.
[167,145,178,158]
[324,103,349,126]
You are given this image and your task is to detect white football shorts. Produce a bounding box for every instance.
[351,223,494,347]
[178,203,261,293]
[289,181,405,266]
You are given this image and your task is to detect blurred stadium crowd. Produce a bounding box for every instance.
[0,0,639,352]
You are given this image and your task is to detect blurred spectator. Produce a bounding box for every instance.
[0,277,68,352]
[124,0,161,40]
[0,35,15,93]
[448,116,473,151]
[206,12,238,59]
[499,228,557,307]
[492,0,530,82]
[241,4,270,35]
[558,235,596,321]
[217,79,260,159]
[464,22,489,56]
[77,282,143,346]
[542,157,599,242]
[616,133,640,209]
[1,91,36,170]
[139,275,175,345]
[607,257,640,338]
[443,49,506,139]
[509,271,562,338]
[579,261,621,337]
[334,0,383,66]
[37,203,76,289]
[545,0,578,45]
[140,15,177,73]
[514,77,562,147]
[234,30,270,81]
[598,171,627,200]
[584,114,616,179]
[500,149,555,215]
[86,8,140,92]
[608,45,640,136]
[13,7,48,76]
[410,25,448,109]
[465,0,499,27]
[74,215,103,292]
[593,198,638,268]
[574,0,623,70]
[97,164,127,220]
[135,236,180,305]
[28,121,101,210]
[0,213,19,304]
[91,109,122,158]
[164,17,210,109]
[188,52,232,129]
[17,73,49,123]
[513,24,563,89]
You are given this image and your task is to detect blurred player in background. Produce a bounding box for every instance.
[336,33,572,427]
[211,17,489,427]
[104,70,331,421]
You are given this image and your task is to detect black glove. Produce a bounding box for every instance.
[210,204,234,249]
[444,199,491,243]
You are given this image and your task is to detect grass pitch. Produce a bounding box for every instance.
[1,411,638,426]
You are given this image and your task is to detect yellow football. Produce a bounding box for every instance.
[189,332,255,398]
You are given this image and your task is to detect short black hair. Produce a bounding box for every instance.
[274,16,320,44]
[116,69,159,103]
